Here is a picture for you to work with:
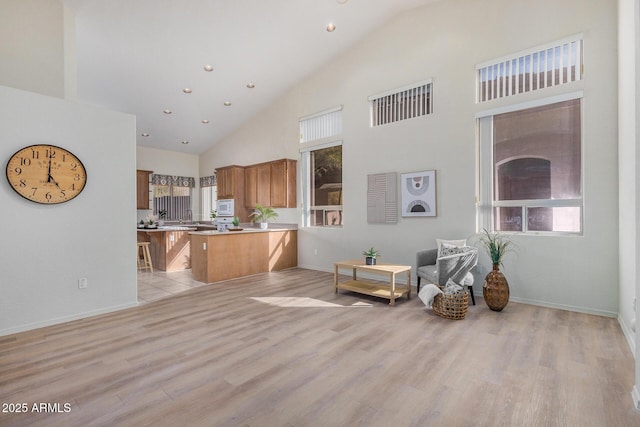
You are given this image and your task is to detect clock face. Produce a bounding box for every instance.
[6,144,87,204]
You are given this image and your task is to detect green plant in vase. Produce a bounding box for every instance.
[477,228,516,312]
[249,204,278,229]
[362,247,380,265]
[232,216,240,228]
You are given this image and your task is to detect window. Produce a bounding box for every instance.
[476,35,583,103]
[300,107,343,227]
[299,106,342,143]
[308,144,343,226]
[200,175,217,221]
[368,80,432,126]
[478,96,582,234]
[151,174,195,221]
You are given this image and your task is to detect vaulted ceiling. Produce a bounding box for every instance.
[64,0,438,154]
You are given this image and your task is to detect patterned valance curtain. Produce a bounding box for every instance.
[200,174,217,187]
[151,174,196,187]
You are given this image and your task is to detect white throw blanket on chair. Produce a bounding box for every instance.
[418,284,443,308]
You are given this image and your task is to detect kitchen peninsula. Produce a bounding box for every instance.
[137,226,197,272]
[189,225,297,283]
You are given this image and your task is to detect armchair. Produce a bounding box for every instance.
[416,248,478,305]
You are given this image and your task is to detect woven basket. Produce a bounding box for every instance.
[432,287,469,320]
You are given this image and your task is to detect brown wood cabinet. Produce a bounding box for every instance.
[245,163,273,208]
[216,165,247,220]
[216,165,244,199]
[136,170,153,209]
[244,159,296,208]
[270,159,296,208]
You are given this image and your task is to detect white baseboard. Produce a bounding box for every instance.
[618,314,637,358]
[632,386,640,409]
[486,295,618,318]
[0,301,139,337]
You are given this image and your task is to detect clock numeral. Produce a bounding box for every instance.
[13,167,22,175]
[46,148,56,159]
[31,150,39,159]
[30,187,37,196]
[70,163,77,170]
[73,174,82,181]
[19,157,31,166]
[60,190,66,197]
[17,179,27,187]
[45,192,52,201]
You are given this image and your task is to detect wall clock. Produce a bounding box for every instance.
[6,144,87,204]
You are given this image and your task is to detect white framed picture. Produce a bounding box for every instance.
[401,170,437,217]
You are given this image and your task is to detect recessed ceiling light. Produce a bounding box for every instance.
[141,133,149,137]
[183,88,192,94]
[202,119,209,124]
[163,109,172,114]
[204,65,214,72]
[337,0,349,4]
[247,83,255,89]
[326,23,336,32]
[224,101,232,106]
[181,140,189,145]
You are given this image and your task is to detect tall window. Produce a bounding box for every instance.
[151,174,195,221]
[200,174,217,221]
[478,96,582,234]
[300,107,343,227]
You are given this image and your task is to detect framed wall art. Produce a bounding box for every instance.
[401,170,437,217]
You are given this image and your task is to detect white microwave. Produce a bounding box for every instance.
[216,199,235,217]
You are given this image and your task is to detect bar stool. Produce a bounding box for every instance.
[137,242,153,272]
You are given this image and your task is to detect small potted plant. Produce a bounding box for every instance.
[158,210,167,226]
[230,216,242,231]
[249,204,278,229]
[210,209,217,222]
[137,219,145,229]
[145,216,157,229]
[362,247,380,265]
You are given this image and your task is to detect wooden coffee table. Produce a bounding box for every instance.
[334,259,411,306]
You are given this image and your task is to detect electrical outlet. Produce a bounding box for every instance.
[78,277,88,289]
[203,242,207,250]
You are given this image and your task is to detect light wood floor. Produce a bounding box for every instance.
[1,268,639,426]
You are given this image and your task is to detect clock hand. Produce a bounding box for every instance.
[49,174,63,191]
[46,148,53,182]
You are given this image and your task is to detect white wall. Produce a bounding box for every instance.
[200,0,619,316]
[619,0,640,409]
[136,146,201,220]
[0,86,137,335]
[0,0,65,98]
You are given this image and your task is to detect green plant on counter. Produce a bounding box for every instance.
[158,210,167,220]
[249,204,278,223]
[210,209,217,220]
[232,216,240,227]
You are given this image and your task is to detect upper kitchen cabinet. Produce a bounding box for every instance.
[270,159,296,208]
[245,163,273,208]
[136,170,153,209]
[216,165,245,201]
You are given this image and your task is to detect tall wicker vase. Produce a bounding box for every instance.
[483,264,509,311]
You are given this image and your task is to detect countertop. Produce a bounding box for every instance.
[137,226,197,232]
[189,224,298,236]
